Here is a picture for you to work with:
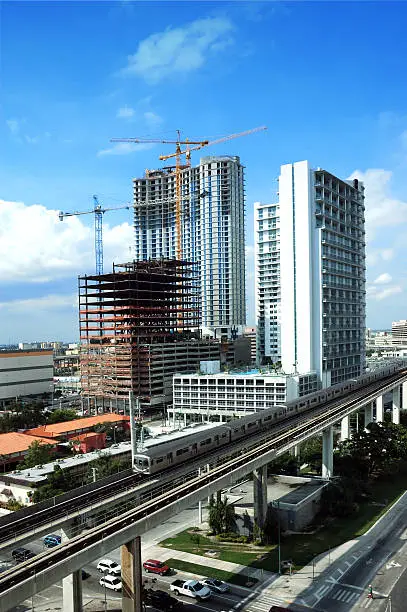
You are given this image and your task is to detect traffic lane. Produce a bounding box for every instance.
[384,566,407,612]
[313,527,407,611]
[144,575,244,611]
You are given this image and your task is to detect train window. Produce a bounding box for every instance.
[200,440,207,446]
[206,438,211,444]
[221,433,227,438]
[214,435,219,442]
[176,448,188,456]
[156,457,164,464]
[241,425,245,431]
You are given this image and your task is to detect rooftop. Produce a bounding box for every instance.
[26,414,130,438]
[0,432,55,458]
[3,440,133,485]
[175,369,316,380]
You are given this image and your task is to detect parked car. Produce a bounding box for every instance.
[170,579,211,601]
[43,534,61,548]
[144,589,183,610]
[202,578,230,593]
[99,574,122,592]
[143,559,170,576]
[11,548,35,563]
[97,559,121,576]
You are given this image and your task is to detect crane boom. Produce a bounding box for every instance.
[59,197,132,275]
[109,125,267,260]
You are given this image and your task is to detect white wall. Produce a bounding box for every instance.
[0,352,53,400]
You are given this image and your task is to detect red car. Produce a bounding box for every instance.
[143,559,170,576]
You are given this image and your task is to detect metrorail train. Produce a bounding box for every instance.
[134,364,404,475]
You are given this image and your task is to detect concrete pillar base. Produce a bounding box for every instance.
[393,386,400,425]
[62,523,83,612]
[376,395,384,422]
[322,426,333,479]
[253,465,268,528]
[364,402,374,429]
[340,415,349,441]
[121,536,143,612]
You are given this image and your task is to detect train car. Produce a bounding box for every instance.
[134,365,406,475]
[133,424,231,474]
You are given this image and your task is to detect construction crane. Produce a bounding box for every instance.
[59,196,132,275]
[111,126,267,259]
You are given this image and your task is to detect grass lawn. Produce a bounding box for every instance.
[164,558,259,587]
[160,529,265,566]
[160,476,406,573]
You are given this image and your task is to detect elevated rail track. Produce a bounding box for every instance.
[0,369,406,609]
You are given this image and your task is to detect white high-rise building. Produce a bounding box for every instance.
[255,160,366,387]
[133,156,246,338]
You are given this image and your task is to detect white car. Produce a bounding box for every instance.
[202,578,230,593]
[99,574,122,592]
[97,559,121,576]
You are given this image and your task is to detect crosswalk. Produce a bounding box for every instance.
[315,583,373,608]
[245,591,292,612]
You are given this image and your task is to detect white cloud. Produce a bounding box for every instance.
[144,111,162,126]
[245,245,255,258]
[120,16,234,83]
[117,106,135,119]
[373,272,392,285]
[349,168,407,238]
[0,294,78,313]
[0,199,134,283]
[368,285,402,301]
[97,142,154,156]
[367,248,394,266]
[6,119,20,134]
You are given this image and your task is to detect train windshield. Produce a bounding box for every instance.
[134,456,149,470]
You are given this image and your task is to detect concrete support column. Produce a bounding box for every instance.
[340,415,350,441]
[393,386,400,425]
[322,426,333,480]
[364,402,374,429]
[402,381,407,410]
[289,445,299,457]
[376,395,384,422]
[121,536,142,612]
[62,524,83,612]
[253,465,268,528]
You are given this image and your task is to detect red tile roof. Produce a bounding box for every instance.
[26,414,130,438]
[0,432,55,457]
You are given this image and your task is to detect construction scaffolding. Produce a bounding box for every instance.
[79,259,219,411]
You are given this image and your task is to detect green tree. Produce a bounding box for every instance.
[21,440,53,469]
[47,408,78,424]
[268,452,299,476]
[300,437,323,472]
[32,464,75,503]
[87,452,130,481]
[207,495,236,535]
[338,422,407,478]
[263,504,280,544]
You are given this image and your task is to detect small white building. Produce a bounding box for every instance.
[169,368,319,425]
[0,350,53,406]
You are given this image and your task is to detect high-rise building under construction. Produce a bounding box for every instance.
[133,156,246,339]
[79,259,220,413]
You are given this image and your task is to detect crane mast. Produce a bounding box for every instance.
[111,126,267,261]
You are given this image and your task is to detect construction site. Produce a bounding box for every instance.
[79,259,220,413]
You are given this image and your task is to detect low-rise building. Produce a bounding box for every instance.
[169,368,319,425]
[25,413,129,441]
[0,432,56,471]
[0,349,53,407]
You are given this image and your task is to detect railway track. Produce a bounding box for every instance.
[1,369,406,595]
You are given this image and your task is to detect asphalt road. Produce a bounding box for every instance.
[1,540,253,612]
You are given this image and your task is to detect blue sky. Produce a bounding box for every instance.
[1,1,407,342]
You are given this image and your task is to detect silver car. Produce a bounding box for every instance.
[202,578,230,593]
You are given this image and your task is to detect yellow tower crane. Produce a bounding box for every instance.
[110,126,267,260]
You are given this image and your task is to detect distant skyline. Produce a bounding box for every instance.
[1,1,407,342]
